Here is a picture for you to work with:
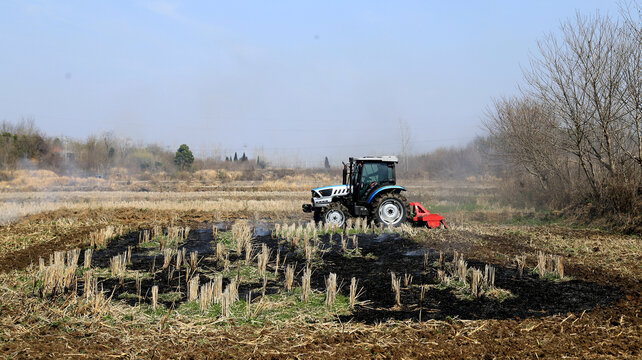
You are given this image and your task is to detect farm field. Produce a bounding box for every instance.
[3,0,642,358]
[0,178,640,359]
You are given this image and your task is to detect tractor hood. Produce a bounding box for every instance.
[312,184,350,197]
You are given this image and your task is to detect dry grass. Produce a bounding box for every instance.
[189,251,199,272]
[244,242,253,266]
[446,223,641,283]
[135,273,142,300]
[176,248,184,269]
[41,251,77,296]
[221,288,231,318]
[304,244,314,263]
[215,242,225,261]
[537,251,565,279]
[456,258,468,285]
[221,279,239,318]
[0,169,106,191]
[151,285,158,310]
[139,229,151,244]
[256,174,336,192]
[484,264,495,288]
[275,222,321,249]
[245,291,252,319]
[301,267,311,302]
[403,273,413,288]
[214,274,223,301]
[324,273,337,307]
[0,177,501,230]
[188,275,199,302]
[84,270,96,299]
[350,277,368,310]
[90,226,118,248]
[199,281,215,312]
[0,191,306,225]
[555,256,564,278]
[109,253,127,278]
[391,275,401,307]
[257,243,270,276]
[284,264,294,292]
[162,249,175,269]
[232,221,252,254]
[390,271,396,291]
[471,269,482,297]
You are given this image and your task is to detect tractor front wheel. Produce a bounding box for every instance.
[371,193,408,227]
[323,202,348,227]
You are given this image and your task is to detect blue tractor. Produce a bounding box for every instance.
[302,156,409,227]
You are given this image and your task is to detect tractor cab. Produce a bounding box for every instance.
[344,156,398,204]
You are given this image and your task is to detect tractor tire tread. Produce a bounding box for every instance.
[370,192,410,227]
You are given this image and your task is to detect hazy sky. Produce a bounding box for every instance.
[0,0,624,165]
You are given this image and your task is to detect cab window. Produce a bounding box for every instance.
[360,163,392,184]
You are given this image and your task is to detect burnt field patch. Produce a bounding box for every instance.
[2,218,640,359]
[321,232,622,322]
[32,221,621,324]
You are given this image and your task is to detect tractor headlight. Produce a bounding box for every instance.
[319,189,333,197]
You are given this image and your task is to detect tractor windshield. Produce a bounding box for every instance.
[360,162,393,185]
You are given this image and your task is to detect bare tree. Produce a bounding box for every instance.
[619,1,642,169]
[484,97,568,191]
[485,7,642,214]
[524,12,634,197]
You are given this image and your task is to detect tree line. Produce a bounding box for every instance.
[0,119,267,175]
[0,117,494,180]
[484,4,642,216]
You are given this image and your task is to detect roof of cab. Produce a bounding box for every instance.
[352,156,398,163]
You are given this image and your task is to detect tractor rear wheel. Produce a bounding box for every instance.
[371,193,409,227]
[323,202,348,227]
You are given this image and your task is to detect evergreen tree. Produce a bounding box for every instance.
[234,152,238,162]
[241,152,248,162]
[324,156,330,169]
[174,144,194,171]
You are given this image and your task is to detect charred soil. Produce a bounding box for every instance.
[1,213,640,359]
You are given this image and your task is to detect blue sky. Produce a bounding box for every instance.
[0,1,623,165]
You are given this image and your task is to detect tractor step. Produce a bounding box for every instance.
[409,202,448,229]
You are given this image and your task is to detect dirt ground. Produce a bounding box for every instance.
[0,209,640,359]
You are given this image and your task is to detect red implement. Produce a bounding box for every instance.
[409,202,448,229]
